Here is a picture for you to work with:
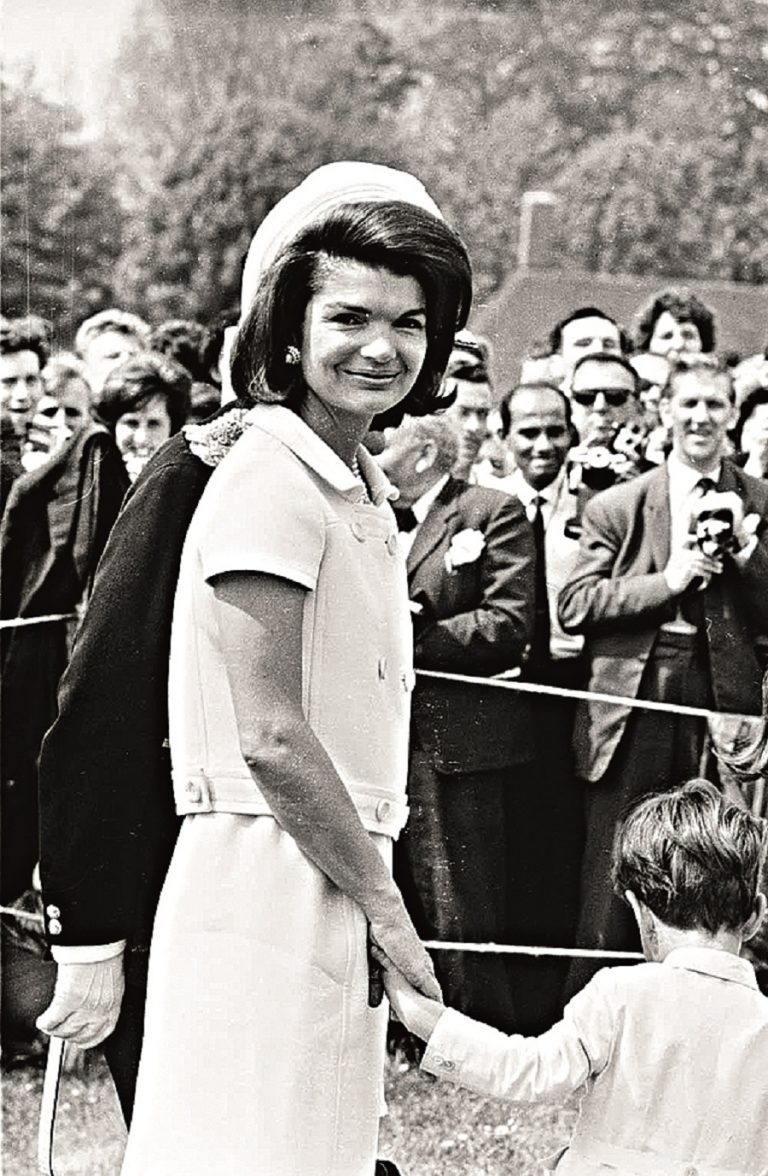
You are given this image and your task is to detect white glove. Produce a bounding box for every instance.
[36,956,125,1048]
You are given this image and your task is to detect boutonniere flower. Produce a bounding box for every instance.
[445,528,485,573]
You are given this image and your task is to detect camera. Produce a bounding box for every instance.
[692,506,736,559]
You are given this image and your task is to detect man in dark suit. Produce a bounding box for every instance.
[558,354,768,993]
[35,405,248,1119]
[379,413,535,1031]
[1,422,128,903]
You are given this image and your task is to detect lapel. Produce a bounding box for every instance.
[407,477,462,579]
[643,463,672,571]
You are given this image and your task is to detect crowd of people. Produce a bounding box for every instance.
[2,160,768,1174]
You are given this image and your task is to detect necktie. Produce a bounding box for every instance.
[393,505,418,532]
[529,495,551,664]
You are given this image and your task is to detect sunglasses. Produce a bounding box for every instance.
[571,388,631,408]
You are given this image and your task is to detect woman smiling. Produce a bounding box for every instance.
[121,182,472,1176]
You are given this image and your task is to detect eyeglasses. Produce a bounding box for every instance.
[571,388,631,408]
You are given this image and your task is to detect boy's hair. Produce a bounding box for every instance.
[613,779,767,934]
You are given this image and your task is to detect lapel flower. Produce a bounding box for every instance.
[445,528,485,573]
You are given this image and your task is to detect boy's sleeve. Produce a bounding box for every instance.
[197,435,326,590]
[420,969,618,1102]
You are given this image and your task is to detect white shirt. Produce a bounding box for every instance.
[397,473,450,558]
[666,450,722,556]
[502,467,583,660]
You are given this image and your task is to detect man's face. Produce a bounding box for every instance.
[377,430,427,506]
[0,349,43,436]
[569,358,636,446]
[505,388,572,490]
[445,380,492,474]
[661,370,735,471]
[559,315,621,375]
[83,330,143,393]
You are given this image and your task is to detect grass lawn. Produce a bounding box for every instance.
[2,1049,578,1175]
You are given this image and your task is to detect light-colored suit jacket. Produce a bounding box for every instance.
[557,460,768,782]
[421,947,768,1175]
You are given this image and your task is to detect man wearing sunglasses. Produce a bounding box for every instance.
[569,353,639,449]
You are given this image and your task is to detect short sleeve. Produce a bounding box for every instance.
[195,430,326,591]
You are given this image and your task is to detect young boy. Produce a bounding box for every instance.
[380,779,768,1174]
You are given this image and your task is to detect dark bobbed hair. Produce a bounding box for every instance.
[613,779,767,935]
[661,353,735,404]
[0,320,49,369]
[571,350,640,393]
[149,320,213,384]
[230,200,473,430]
[548,306,628,356]
[499,382,573,438]
[96,351,191,435]
[734,386,768,449]
[634,288,716,354]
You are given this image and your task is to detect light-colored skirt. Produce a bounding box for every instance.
[121,813,390,1176]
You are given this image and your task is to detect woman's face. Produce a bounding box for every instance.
[648,310,703,358]
[300,258,428,424]
[114,393,173,473]
[741,402,768,459]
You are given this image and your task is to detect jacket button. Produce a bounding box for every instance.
[386,533,398,555]
[683,1169,698,1176]
[46,904,61,919]
[378,657,388,680]
[186,780,201,803]
[376,799,392,821]
[48,918,62,936]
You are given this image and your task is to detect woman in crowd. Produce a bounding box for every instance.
[633,287,716,358]
[735,385,768,480]
[121,185,472,1175]
[96,351,191,481]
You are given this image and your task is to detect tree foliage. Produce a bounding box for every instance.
[0,77,125,342]
[3,0,767,336]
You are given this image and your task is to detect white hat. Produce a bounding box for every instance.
[239,161,443,320]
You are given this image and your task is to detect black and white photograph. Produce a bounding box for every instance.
[2,1,768,1172]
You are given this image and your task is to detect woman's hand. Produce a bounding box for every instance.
[372,947,444,1041]
[368,902,442,1001]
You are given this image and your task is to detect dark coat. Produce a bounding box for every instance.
[38,431,213,971]
[558,459,768,782]
[407,477,537,772]
[1,425,128,901]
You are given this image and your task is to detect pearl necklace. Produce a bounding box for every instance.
[350,454,371,503]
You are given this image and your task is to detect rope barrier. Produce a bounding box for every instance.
[0,900,642,960]
[0,904,45,926]
[416,668,752,723]
[422,940,644,960]
[0,613,77,631]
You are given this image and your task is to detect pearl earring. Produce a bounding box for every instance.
[285,346,301,365]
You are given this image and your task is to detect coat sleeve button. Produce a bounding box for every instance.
[186,780,201,803]
[375,799,392,821]
[46,905,61,919]
[48,918,63,936]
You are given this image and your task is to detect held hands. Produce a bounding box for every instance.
[368,901,442,1002]
[663,542,723,595]
[36,956,125,1048]
[371,946,444,1042]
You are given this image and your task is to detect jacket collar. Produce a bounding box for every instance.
[406,475,463,576]
[663,946,759,991]
[245,403,396,507]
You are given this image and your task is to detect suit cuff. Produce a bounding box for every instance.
[51,941,126,964]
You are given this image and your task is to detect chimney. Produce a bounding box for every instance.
[517,191,560,270]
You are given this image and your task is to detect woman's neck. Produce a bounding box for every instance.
[299,396,371,468]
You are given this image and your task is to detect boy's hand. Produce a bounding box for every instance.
[372,947,444,1041]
